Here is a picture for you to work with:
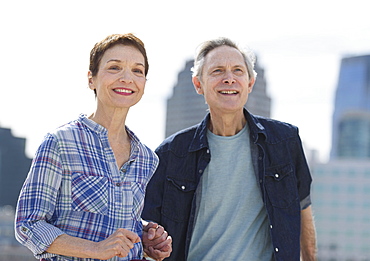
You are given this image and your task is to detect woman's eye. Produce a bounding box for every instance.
[108,66,120,71]
[133,68,144,74]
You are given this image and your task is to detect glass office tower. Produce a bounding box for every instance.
[331,54,370,159]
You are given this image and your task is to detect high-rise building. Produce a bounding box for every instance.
[312,160,370,260]
[165,58,271,137]
[311,54,370,260]
[0,128,33,260]
[0,127,31,208]
[331,54,370,159]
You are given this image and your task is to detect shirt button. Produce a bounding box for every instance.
[274,173,279,178]
[270,225,273,229]
[21,227,28,232]
[199,170,203,174]
[116,183,121,187]
[181,186,186,190]
[206,149,210,154]
[275,247,279,252]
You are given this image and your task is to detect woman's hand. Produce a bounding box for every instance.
[92,228,141,260]
[46,228,140,260]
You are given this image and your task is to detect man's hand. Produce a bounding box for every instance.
[142,221,172,261]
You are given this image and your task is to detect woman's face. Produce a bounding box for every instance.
[88,44,146,112]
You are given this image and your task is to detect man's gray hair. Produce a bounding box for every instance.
[191,37,257,82]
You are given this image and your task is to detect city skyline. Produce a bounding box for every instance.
[1,0,370,164]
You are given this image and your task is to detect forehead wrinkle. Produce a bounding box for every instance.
[206,46,245,65]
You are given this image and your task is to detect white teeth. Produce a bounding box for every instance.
[220,90,237,94]
[114,89,133,93]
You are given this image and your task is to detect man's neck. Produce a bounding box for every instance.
[208,110,246,136]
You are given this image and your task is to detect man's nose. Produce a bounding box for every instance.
[223,72,236,85]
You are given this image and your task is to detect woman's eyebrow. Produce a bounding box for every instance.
[106,59,144,67]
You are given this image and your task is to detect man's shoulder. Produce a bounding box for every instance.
[253,115,297,130]
[249,114,299,141]
[156,124,200,154]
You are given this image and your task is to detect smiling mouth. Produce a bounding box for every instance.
[219,90,238,94]
[114,89,134,94]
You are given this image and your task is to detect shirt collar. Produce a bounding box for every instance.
[78,114,140,160]
[188,109,267,152]
[78,114,107,135]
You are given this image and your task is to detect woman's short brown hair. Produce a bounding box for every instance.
[89,33,149,77]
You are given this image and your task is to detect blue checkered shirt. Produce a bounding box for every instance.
[15,114,159,261]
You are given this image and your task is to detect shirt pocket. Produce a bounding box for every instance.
[162,177,197,222]
[71,172,109,215]
[264,164,299,209]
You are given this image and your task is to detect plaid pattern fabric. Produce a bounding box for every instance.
[15,114,159,261]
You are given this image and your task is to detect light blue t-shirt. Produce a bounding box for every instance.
[187,125,274,261]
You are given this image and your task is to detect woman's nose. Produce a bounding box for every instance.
[119,71,133,83]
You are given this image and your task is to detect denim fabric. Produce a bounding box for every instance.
[142,109,312,261]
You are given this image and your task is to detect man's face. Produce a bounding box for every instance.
[193,46,254,115]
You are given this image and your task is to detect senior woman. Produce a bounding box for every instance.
[15,34,171,261]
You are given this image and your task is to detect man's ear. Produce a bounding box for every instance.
[248,77,255,93]
[192,76,203,95]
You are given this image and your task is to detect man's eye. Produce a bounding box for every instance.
[234,68,245,74]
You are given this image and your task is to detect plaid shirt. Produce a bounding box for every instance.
[15,114,159,261]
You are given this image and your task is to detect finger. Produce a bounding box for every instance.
[154,225,165,238]
[143,221,158,231]
[153,236,172,251]
[149,246,172,259]
[117,243,131,258]
[147,227,157,240]
[121,229,141,244]
[149,230,168,245]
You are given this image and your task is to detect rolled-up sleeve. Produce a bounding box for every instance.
[15,134,65,258]
[293,127,313,210]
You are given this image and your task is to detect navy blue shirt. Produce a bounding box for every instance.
[142,110,312,261]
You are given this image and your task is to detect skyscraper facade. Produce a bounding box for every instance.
[0,128,33,260]
[331,54,370,159]
[165,58,271,137]
[312,54,370,260]
[0,127,31,208]
[312,160,370,260]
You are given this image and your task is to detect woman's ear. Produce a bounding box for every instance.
[87,71,95,90]
[192,76,203,95]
